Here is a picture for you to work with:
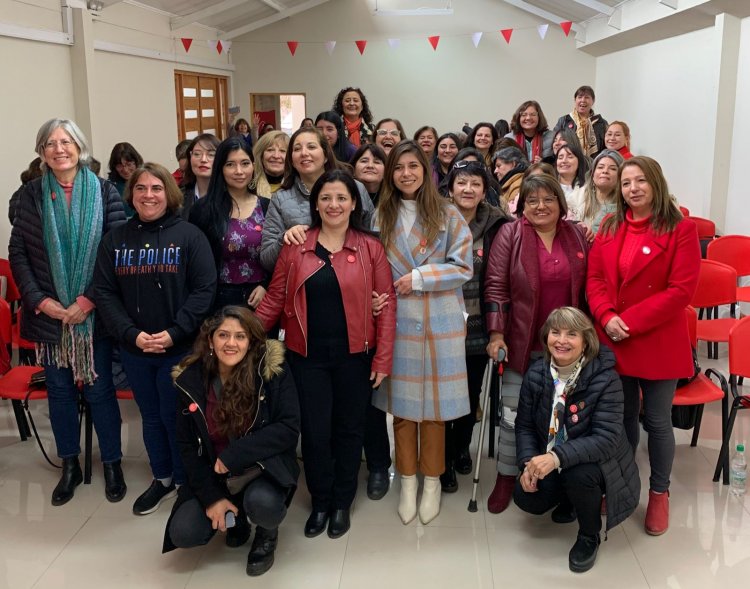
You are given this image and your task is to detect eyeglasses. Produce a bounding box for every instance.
[376,129,401,137]
[525,197,558,207]
[44,139,74,150]
[191,150,216,160]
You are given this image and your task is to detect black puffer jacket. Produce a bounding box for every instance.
[8,176,126,344]
[515,346,639,530]
[163,339,300,552]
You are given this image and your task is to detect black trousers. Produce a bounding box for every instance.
[169,476,287,548]
[213,282,263,313]
[364,402,392,472]
[288,343,373,511]
[445,354,485,463]
[513,462,605,537]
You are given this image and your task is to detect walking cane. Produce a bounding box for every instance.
[468,348,505,512]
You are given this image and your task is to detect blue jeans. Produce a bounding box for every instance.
[120,349,186,484]
[44,337,122,463]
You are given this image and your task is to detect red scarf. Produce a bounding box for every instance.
[515,132,542,161]
[345,117,363,148]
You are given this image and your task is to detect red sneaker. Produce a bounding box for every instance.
[645,489,669,536]
[487,474,516,514]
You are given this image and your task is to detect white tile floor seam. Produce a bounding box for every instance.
[1,347,749,588]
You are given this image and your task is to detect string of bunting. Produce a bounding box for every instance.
[177,21,572,56]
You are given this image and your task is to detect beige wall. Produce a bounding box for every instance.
[230,0,597,136]
[0,1,232,256]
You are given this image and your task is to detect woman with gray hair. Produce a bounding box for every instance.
[514,307,638,573]
[9,118,127,506]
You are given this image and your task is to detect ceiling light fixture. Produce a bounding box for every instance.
[374,1,453,16]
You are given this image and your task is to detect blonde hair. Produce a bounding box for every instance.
[251,130,289,197]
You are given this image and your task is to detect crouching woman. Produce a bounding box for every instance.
[513,307,638,573]
[163,306,300,577]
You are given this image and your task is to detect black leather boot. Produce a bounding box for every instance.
[103,460,127,503]
[569,533,600,573]
[454,447,473,475]
[52,457,83,506]
[246,527,278,576]
[440,462,458,493]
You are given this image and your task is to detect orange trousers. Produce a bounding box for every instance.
[393,418,445,477]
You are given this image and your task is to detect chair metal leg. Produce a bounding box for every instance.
[11,399,30,441]
[690,404,705,447]
[714,402,736,484]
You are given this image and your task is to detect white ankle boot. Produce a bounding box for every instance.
[398,475,418,524]
[419,476,441,524]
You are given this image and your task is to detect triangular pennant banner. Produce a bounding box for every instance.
[387,38,400,49]
[325,40,336,55]
[216,40,223,55]
[223,40,232,52]
[428,35,440,51]
[560,21,573,36]
[207,40,218,51]
[501,29,513,44]
[355,40,367,55]
[287,41,299,56]
[181,38,193,52]
[537,24,549,40]
[471,32,482,48]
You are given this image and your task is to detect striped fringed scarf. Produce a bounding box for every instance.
[39,167,103,384]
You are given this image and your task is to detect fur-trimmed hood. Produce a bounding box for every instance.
[171,338,285,383]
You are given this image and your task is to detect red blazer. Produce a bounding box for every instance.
[586,217,700,379]
[254,227,396,374]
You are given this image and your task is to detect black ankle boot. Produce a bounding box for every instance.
[52,457,83,506]
[454,448,473,475]
[103,460,127,503]
[246,527,278,576]
[440,463,458,493]
[569,533,600,573]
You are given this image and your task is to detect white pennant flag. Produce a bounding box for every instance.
[325,40,336,55]
[387,38,400,49]
[471,32,483,48]
[537,24,549,40]
[207,40,218,51]
[223,40,232,52]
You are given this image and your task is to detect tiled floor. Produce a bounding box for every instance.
[0,352,748,588]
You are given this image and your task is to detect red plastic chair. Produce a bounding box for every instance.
[690,216,716,241]
[713,315,750,484]
[707,235,750,316]
[0,298,47,444]
[691,259,739,358]
[0,258,21,304]
[673,307,728,452]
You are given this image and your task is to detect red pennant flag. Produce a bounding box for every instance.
[287,41,299,56]
[181,38,193,52]
[501,29,513,44]
[560,21,573,36]
[428,35,440,51]
[355,40,367,55]
[216,40,223,55]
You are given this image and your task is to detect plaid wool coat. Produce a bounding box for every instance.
[372,204,473,421]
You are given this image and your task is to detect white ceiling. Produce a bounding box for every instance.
[102,0,332,39]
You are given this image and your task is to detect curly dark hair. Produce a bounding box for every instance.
[178,306,268,438]
[332,87,374,126]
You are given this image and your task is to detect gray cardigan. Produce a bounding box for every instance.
[259,177,374,271]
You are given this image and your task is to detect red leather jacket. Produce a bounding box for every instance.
[254,227,396,374]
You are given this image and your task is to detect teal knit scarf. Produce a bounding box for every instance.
[40,167,103,383]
